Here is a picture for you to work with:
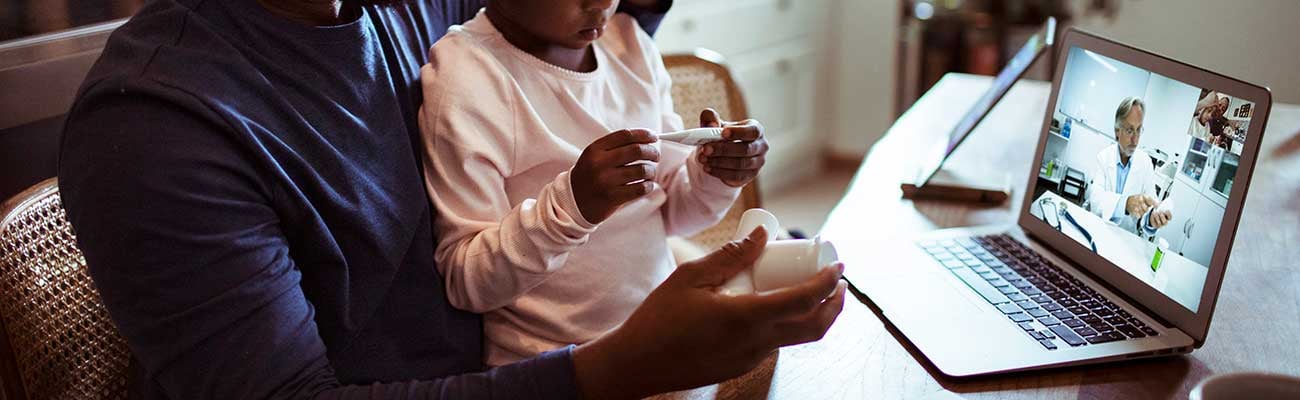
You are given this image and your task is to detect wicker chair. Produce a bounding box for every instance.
[663,49,764,252]
[0,178,130,400]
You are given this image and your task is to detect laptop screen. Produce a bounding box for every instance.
[1028,46,1258,313]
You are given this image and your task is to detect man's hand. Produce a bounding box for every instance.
[1149,210,1173,229]
[697,109,768,187]
[573,227,846,399]
[1125,194,1158,217]
[571,129,661,224]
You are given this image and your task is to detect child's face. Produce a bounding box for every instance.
[493,0,620,50]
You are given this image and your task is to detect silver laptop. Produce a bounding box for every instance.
[853,28,1272,377]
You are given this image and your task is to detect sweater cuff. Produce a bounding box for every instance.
[488,342,582,400]
[554,171,600,230]
[510,345,581,400]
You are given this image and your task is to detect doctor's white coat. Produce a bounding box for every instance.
[1086,144,1157,235]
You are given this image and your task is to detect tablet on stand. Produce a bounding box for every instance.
[902,17,1056,205]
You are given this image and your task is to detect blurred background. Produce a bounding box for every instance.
[652,0,1300,232]
[2,0,1298,232]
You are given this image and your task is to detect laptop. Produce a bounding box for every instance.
[852,28,1272,377]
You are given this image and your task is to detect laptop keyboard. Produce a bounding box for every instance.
[918,234,1160,350]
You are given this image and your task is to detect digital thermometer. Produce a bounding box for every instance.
[657,127,725,145]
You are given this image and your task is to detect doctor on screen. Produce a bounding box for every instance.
[1086,97,1173,238]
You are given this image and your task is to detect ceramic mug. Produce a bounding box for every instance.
[1190,372,1300,400]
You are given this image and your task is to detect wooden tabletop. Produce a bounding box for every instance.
[660,73,1300,399]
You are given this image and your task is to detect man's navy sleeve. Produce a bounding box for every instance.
[619,0,674,35]
[60,85,579,400]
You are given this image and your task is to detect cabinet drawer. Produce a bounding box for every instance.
[654,0,828,56]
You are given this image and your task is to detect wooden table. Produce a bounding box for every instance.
[661,73,1300,399]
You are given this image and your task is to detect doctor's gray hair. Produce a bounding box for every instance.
[1114,97,1145,132]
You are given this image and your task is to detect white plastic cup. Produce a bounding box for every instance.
[750,237,838,293]
[718,208,839,295]
[718,209,779,295]
[734,209,780,243]
[720,236,838,295]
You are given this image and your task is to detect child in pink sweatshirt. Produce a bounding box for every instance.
[418,0,770,366]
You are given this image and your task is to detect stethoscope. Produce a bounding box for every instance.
[1039,198,1099,252]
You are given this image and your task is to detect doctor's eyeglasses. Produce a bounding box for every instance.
[1119,125,1143,137]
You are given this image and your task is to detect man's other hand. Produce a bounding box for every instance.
[1150,210,1173,229]
[572,227,846,399]
[1125,194,1158,217]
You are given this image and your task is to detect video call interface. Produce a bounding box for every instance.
[1029,46,1256,312]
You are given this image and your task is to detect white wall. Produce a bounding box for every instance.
[1072,0,1300,104]
[826,0,898,159]
[1056,46,1150,135]
[1056,121,1112,175]
[1141,74,1201,159]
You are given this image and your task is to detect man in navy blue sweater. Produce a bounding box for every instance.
[57,0,846,398]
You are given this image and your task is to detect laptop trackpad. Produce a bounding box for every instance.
[864,269,986,326]
[858,267,1007,374]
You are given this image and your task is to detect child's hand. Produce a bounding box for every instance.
[696,109,768,187]
[571,129,661,224]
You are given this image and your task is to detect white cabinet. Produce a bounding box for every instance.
[1160,165,1227,266]
[655,0,834,194]
[1177,137,1232,208]
[1181,194,1225,266]
[655,0,824,57]
[1162,134,1239,266]
[1158,178,1201,252]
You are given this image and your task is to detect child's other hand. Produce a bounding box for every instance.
[697,109,768,187]
[571,129,661,224]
